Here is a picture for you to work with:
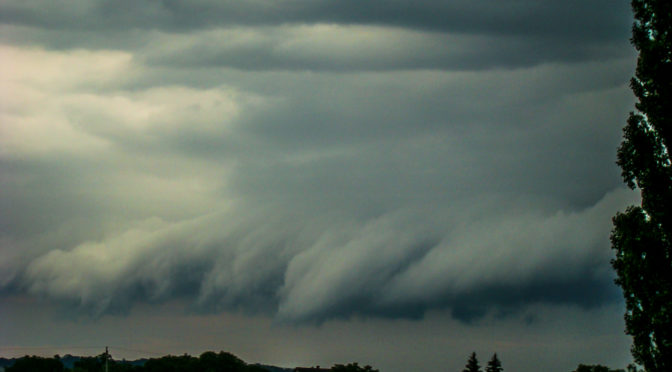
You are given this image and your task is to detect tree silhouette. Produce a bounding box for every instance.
[611,0,672,371]
[485,353,503,372]
[143,354,198,372]
[331,362,379,372]
[572,364,625,372]
[462,352,481,372]
[6,355,64,372]
[73,355,105,372]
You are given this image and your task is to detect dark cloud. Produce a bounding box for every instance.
[0,0,630,40]
[138,26,629,72]
[1,1,632,72]
[6,179,635,322]
[0,0,637,335]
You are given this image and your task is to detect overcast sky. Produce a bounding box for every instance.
[1,1,639,371]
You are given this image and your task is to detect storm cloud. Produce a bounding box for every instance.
[1,0,637,355]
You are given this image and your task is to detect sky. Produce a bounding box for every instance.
[0,1,640,371]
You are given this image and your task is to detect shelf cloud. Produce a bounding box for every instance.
[0,1,638,369]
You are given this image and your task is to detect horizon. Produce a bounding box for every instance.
[0,346,626,371]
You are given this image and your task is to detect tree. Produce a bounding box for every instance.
[73,355,104,372]
[6,355,64,372]
[571,365,625,372]
[198,351,248,372]
[485,353,503,372]
[611,0,672,371]
[143,354,198,372]
[462,352,481,372]
[331,362,379,372]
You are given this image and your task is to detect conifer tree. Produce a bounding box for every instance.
[462,352,481,372]
[485,353,503,372]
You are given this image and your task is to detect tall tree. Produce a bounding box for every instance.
[611,1,672,371]
[462,352,481,372]
[485,353,503,372]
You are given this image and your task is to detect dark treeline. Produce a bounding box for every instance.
[2,351,379,372]
[5,351,268,372]
[2,350,630,372]
[459,351,627,372]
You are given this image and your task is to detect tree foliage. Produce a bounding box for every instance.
[330,362,379,372]
[6,355,64,372]
[72,355,104,372]
[611,0,672,371]
[485,353,503,372]
[1,352,379,372]
[462,352,482,372]
[571,364,625,372]
[143,354,198,372]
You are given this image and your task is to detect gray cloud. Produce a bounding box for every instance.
[13,186,636,322]
[0,0,630,40]
[0,1,631,73]
[0,0,637,333]
[138,26,629,72]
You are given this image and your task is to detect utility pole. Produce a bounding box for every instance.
[105,346,109,372]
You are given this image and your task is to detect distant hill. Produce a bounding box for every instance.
[253,364,294,372]
[0,355,82,369]
[117,358,149,367]
[0,353,377,372]
[0,355,292,372]
[0,355,149,370]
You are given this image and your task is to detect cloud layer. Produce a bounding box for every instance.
[0,1,637,325]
